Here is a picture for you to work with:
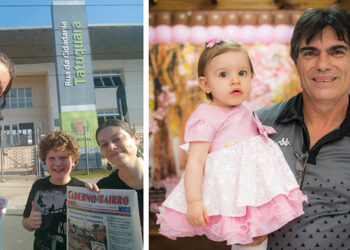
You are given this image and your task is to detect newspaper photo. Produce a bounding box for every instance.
[67,186,142,250]
[0,196,8,250]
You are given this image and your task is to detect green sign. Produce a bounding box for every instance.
[60,110,98,147]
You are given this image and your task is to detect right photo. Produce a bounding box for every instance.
[148,1,350,250]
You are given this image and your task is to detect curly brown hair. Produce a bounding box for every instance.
[39,131,80,165]
[95,119,135,145]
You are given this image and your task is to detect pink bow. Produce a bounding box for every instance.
[206,37,222,48]
[252,112,276,142]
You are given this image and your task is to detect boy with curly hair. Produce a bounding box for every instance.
[22,131,85,250]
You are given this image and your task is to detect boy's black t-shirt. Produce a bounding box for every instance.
[23,177,85,250]
[97,170,143,226]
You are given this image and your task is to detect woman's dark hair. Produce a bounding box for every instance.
[95,119,136,145]
[0,52,15,120]
[291,6,350,64]
[96,119,142,157]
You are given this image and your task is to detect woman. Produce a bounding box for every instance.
[95,119,143,223]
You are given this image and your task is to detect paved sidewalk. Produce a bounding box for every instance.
[1,174,36,208]
[1,174,37,250]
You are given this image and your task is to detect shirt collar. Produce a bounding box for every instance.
[276,92,304,124]
[276,92,350,135]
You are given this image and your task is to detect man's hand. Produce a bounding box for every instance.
[186,201,209,228]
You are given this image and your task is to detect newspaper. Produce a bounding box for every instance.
[67,186,142,250]
[0,196,7,250]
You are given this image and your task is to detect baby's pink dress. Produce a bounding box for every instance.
[157,103,307,245]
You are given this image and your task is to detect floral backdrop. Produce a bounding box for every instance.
[149,43,301,182]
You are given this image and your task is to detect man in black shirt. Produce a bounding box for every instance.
[244,6,350,250]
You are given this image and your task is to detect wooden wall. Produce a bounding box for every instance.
[149,0,349,11]
[149,10,302,26]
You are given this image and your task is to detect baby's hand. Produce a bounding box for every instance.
[186,201,209,228]
[28,201,42,229]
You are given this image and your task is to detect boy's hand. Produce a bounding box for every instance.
[186,201,209,228]
[28,201,42,229]
[85,183,100,192]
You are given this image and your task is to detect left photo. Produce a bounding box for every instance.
[0,0,144,250]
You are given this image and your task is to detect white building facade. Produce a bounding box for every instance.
[0,24,143,171]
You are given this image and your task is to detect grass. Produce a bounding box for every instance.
[70,169,112,179]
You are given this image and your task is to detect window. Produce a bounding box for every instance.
[0,123,34,146]
[7,88,33,109]
[93,71,124,88]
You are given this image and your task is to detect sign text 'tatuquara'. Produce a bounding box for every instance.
[60,21,87,87]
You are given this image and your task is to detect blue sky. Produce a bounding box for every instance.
[0,0,143,27]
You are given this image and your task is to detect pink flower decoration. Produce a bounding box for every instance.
[153,106,168,120]
[158,92,168,105]
[206,37,222,48]
[186,80,198,87]
[161,85,170,91]
[150,203,161,213]
[149,118,159,134]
